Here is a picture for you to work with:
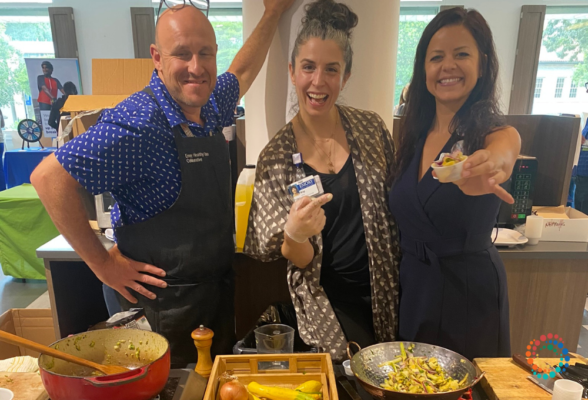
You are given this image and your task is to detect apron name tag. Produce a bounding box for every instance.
[185,152,210,163]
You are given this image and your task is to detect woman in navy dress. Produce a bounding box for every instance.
[388,8,521,360]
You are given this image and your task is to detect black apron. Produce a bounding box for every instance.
[114,88,236,367]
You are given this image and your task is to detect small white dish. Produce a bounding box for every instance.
[0,388,14,400]
[343,359,353,376]
[431,156,468,183]
[104,228,114,242]
[491,228,529,247]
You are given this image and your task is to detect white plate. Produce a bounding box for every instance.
[491,228,528,247]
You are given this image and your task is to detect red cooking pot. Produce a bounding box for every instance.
[38,329,170,400]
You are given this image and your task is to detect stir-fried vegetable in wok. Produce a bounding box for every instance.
[378,343,468,394]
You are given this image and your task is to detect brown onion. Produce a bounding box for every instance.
[220,379,249,400]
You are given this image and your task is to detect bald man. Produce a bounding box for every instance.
[31,1,294,367]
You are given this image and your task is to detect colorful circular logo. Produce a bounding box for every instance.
[526,334,569,380]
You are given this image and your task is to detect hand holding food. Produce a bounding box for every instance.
[453,148,515,204]
[431,150,468,183]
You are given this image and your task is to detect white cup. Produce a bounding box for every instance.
[525,215,544,245]
[0,388,14,400]
[552,379,583,400]
[343,359,353,376]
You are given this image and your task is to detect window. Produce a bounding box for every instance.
[0,10,53,136]
[209,10,242,74]
[395,7,437,107]
[535,77,543,98]
[533,6,588,115]
[570,81,578,98]
[555,77,565,98]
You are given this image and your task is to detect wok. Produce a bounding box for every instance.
[347,341,485,400]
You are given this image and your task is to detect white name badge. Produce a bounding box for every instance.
[288,175,325,201]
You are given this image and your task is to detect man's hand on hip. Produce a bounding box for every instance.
[92,245,167,304]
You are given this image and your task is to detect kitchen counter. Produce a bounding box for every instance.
[473,357,588,399]
[36,234,290,340]
[37,234,113,339]
[498,240,588,259]
[498,241,588,359]
[37,235,588,359]
[37,234,114,260]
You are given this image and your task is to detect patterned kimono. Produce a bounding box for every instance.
[244,105,401,361]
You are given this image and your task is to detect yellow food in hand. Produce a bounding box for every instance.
[440,152,466,167]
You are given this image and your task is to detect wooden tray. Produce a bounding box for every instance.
[203,353,338,400]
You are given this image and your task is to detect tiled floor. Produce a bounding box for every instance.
[0,267,48,314]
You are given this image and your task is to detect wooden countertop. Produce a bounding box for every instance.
[474,357,587,399]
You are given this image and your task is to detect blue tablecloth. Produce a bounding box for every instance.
[4,148,56,189]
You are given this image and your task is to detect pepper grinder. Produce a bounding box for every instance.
[191,325,214,378]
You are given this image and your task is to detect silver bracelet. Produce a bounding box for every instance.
[284,228,309,244]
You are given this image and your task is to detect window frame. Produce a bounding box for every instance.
[534,77,544,99]
[555,77,565,99]
[570,81,578,98]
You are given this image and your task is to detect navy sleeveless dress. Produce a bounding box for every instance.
[388,134,510,360]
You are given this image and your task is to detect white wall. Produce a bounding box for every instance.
[5,0,588,106]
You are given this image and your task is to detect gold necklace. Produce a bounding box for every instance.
[297,113,338,174]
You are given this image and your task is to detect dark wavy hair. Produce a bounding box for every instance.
[291,0,358,76]
[63,81,78,95]
[41,60,53,71]
[395,8,505,178]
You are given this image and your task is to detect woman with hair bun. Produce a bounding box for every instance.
[389,8,520,360]
[245,0,400,360]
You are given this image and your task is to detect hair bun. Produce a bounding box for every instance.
[303,0,358,36]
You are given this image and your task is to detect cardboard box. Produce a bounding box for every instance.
[0,309,55,359]
[92,59,153,95]
[39,136,53,149]
[61,95,128,137]
[533,206,588,242]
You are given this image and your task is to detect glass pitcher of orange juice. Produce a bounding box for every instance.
[235,165,255,252]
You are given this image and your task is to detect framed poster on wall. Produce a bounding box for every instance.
[24,58,82,139]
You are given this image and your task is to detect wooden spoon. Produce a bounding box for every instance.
[0,330,129,375]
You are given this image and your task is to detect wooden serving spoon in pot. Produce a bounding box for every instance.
[0,330,129,375]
